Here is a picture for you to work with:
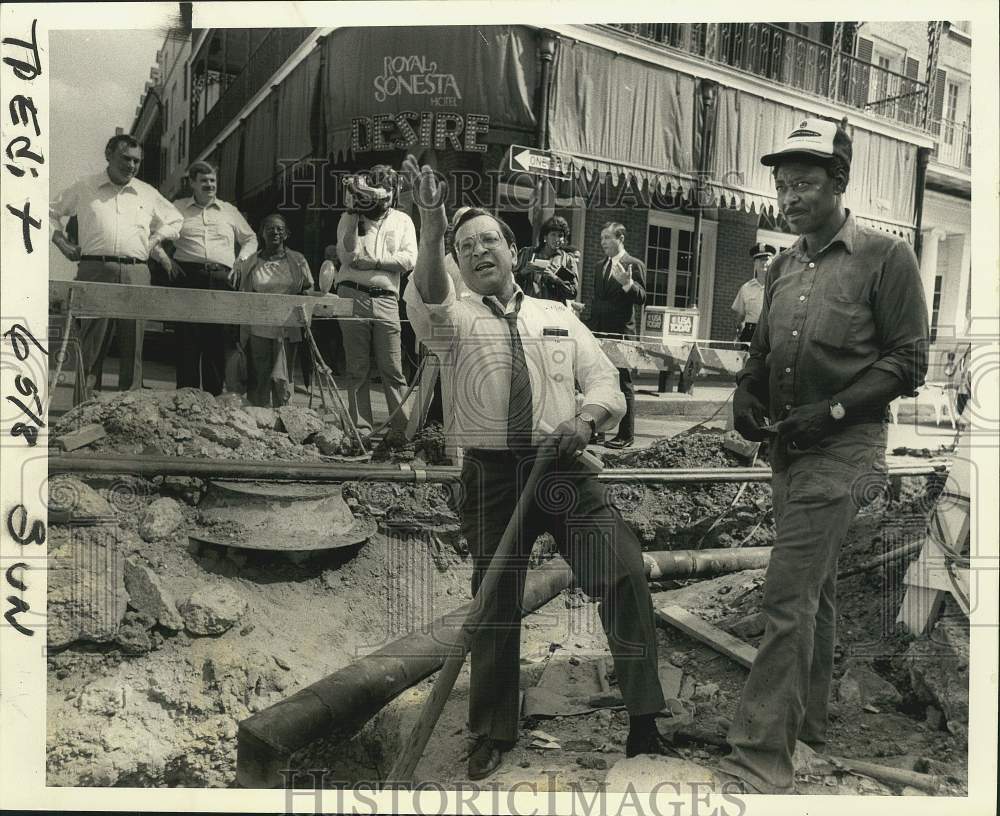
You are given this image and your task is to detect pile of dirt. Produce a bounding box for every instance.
[603,431,774,549]
[53,389,357,460]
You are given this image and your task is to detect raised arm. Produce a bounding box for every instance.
[401,154,449,304]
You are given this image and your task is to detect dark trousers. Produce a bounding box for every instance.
[720,423,888,793]
[73,259,151,404]
[616,368,635,440]
[737,322,758,343]
[173,261,235,396]
[460,449,665,744]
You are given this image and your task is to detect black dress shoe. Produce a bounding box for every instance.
[467,737,509,780]
[625,725,678,758]
[604,436,634,449]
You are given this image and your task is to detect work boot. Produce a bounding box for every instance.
[467,736,512,780]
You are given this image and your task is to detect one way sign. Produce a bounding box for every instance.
[509,146,572,179]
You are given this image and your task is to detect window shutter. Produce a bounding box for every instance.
[932,68,947,122]
[853,36,873,108]
[904,56,919,79]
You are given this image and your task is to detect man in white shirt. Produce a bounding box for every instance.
[335,165,416,441]
[169,161,258,395]
[402,155,669,781]
[731,242,775,343]
[51,134,182,402]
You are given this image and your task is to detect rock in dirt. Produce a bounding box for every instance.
[178,583,248,635]
[124,559,184,631]
[47,475,114,519]
[244,406,279,430]
[605,755,719,792]
[577,754,609,770]
[139,497,185,541]
[837,663,903,709]
[905,636,969,738]
[313,426,346,455]
[201,424,243,449]
[47,525,129,649]
[276,406,323,444]
[159,476,206,506]
[116,611,156,654]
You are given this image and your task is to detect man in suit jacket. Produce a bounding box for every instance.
[587,222,647,448]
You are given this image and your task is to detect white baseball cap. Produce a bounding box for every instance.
[761,117,853,167]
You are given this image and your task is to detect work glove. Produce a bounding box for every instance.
[733,387,768,442]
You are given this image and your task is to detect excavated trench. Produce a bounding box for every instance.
[45,389,968,792]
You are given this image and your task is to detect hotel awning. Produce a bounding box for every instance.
[548,39,919,242]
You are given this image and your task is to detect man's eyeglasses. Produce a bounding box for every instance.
[455,230,504,257]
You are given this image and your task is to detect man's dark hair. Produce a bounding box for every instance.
[450,207,516,260]
[105,134,141,158]
[601,221,626,241]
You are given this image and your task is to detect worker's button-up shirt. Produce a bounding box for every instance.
[49,171,182,260]
[171,197,258,267]
[336,207,418,296]
[737,212,929,423]
[406,277,626,449]
[731,278,765,324]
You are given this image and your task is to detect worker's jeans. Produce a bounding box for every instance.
[337,287,409,435]
[720,422,888,793]
[73,259,151,404]
[460,449,666,745]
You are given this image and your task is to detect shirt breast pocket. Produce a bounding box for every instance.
[812,297,863,350]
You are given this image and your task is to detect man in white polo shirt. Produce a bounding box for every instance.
[169,160,258,395]
[732,242,775,343]
[51,134,182,402]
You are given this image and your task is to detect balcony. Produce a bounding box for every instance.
[602,22,929,130]
[189,27,313,159]
[929,117,971,171]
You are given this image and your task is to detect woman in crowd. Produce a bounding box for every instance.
[238,213,313,407]
[513,215,579,305]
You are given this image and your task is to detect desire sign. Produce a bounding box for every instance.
[351,111,490,153]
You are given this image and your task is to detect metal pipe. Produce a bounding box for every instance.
[236,557,575,788]
[643,546,772,580]
[912,146,931,262]
[50,454,946,484]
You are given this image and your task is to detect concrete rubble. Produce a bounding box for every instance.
[45,389,968,794]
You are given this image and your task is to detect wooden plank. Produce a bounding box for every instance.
[897,584,946,635]
[655,604,758,669]
[49,280,353,326]
[52,423,107,452]
[405,353,440,442]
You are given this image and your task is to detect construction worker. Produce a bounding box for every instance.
[732,242,776,343]
[401,155,670,781]
[720,118,929,793]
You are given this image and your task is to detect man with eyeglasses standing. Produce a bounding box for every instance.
[402,155,671,781]
[718,118,928,794]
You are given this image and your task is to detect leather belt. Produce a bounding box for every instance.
[80,254,145,264]
[177,261,231,273]
[337,280,397,298]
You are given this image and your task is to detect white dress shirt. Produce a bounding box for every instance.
[171,197,258,267]
[50,171,182,260]
[335,208,417,295]
[732,278,765,324]
[406,276,626,449]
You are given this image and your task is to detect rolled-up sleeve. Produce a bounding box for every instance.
[150,193,183,244]
[50,180,79,231]
[869,241,930,395]
[573,320,626,429]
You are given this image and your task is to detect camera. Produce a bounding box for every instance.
[343,173,391,212]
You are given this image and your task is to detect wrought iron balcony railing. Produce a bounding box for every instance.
[603,22,929,130]
[189,27,312,159]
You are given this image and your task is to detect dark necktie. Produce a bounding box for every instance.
[484,295,533,449]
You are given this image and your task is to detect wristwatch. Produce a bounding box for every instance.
[576,410,598,436]
[829,401,847,421]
